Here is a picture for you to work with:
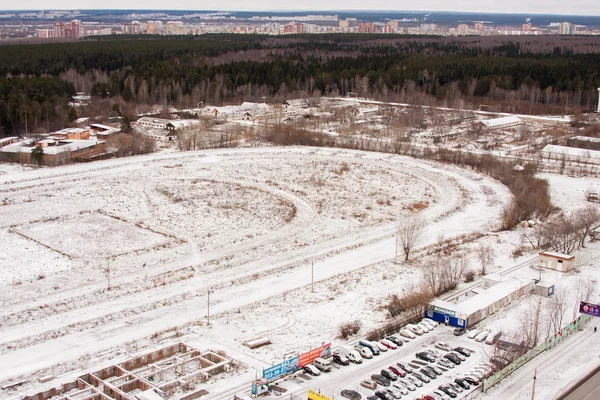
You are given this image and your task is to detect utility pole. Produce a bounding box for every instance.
[311,262,314,293]
[106,259,111,290]
[395,236,399,263]
[207,289,211,326]
[531,368,537,400]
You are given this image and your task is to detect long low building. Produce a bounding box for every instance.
[541,144,600,165]
[425,274,534,328]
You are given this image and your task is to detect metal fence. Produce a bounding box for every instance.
[482,315,591,392]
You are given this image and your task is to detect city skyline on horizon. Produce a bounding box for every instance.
[1,2,599,17]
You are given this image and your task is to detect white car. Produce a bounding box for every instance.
[395,380,414,392]
[433,390,451,400]
[467,329,481,339]
[397,361,414,373]
[435,342,452,352]
[406,324,425,335]
[437,359,454,369]
[377,341,389,352]
[399,329,416,339]
[475,330,490,342]
[417,322,431,333]
[406,374,423,387]
[302,364,321,376]
[385,387,403,399]
[422,319,437,329]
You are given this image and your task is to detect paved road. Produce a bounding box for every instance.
[564,369,600,400]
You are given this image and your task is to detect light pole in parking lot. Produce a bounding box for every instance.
[311,262,314,293]
[531,368,537,399]
[207,288,214,326]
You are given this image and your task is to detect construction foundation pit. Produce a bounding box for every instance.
[23,343,232,400]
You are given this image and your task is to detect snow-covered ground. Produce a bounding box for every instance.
[0,146,513,399]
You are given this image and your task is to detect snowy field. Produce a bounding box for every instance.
[0,147,514,399]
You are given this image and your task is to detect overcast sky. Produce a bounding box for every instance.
[3,1,598,16]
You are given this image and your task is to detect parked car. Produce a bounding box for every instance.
[475,330,490,342]
[380,339,397,350]
[388,365,406,377]
[361,379,378,389]
[386,336,404,347]
[416,352,436,362]
[449,351,466,361]
[392,382,409,395]
[453,347,472,357]
[422,396,437,400]
[443,353,461,365]
[377,341,389,352]
[374,391,393,400]
[406,374,423,387]
[425,349,441,358]
[486,331,502,345]
[406,324,425,335]
[437,358,454,369]
[355,345,373,359]
[303,364,321,376]
[399,329,416,339]
[453,328,467,336]
[420,367,437,379]
[422,319,437,329]
[396,361,413,373]
[412,371,430,383]
[467,329,481,339]
[381,369,398,382]
[313,357,332,372]
[463,375,480,386]
[435,342,452,352]
[468,370,485,380]
[438,385,458,398]
[397,378,416,391]
[429,365,443,375]
[341,389,362,400]
[432,390,451,400]
[333,353,350,366]
[417,322,431,333]
[448,382,463,393]
[384,388,403,399]
[454,378,471,390]
[367,397,379,400]
[371,374,391,387]
[359,340,380,356]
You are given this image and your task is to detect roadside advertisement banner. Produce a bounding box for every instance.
[308,388,332,400]
[579,301,600,317]
[263,356,298,381]
[298,343,331,368]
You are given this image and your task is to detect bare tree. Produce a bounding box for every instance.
[547,287,569,336]
[443,255,467,289]
[476,244,495,276]
[517,296,544,348]
[572,275,596,320]
[423,262,444,296]
[573,206,600,248]
[398,215,426,261]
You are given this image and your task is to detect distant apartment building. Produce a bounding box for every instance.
[387,20,399,30]
[358,22,375,33]
[146,21,163,34]
[558,22,575,35]
[474,22,484,33]
[123,21,142,35]
[457,24,469,36]
[283,22,304,34]
[522,23,532,32]
[339,19,349,28]
[420,23,437,32]
[165,21,184,35]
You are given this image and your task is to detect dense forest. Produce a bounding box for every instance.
[1,34,600,136]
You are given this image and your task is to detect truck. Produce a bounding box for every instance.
[338,345,363,363]
[359,339,380,355]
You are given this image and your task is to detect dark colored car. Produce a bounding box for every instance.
[333,353,350,365]
[341,390,362,400]
[386,336,404,347]
[443,353,461,365]
[371,374,391,387]
[419,368,436,379]
[374,391,393,400]
[453,347,472,357]
[416,352,436,362]
[367,397,379,400]
[388,365,406,377]
[381,369,398,382]
[425,365,442,376]
[438,385,458,398]
[454,327,467,336]
[463,376,480,386]
[412,371,430,383]
[455,378,471,390]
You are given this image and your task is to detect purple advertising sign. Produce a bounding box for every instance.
[579,301,600,318]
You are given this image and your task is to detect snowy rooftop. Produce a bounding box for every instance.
[570,136,600,143]
[1,140,102,154]
[0,136,18,145]
[481,116,521,128]
[539,250,575,260]
[541,144,600,160]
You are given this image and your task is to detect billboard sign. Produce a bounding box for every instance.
[263,356,298,381]
[298,343,331,368]
[308,389,332,400]
[579,301,600,318]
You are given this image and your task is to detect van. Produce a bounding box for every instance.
[359,339,380,355]
[355,345,373,359]
[338,345,363,363]
[313,357,331,372]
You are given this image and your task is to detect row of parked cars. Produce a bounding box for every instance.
[453,327,502,345]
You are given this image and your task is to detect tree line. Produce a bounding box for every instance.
[2,34,600,135]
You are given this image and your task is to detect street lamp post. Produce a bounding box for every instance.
[207,288,213,326]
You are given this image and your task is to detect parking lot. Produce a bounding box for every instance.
[269,320,493,399]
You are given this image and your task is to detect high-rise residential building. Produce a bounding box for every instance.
[146,21,163,34]
[54,21,65,38]
[65,20,81,39]
[558,22,575,35]
[522,23,532,32]
[165,21,184,35]
[387,20,399,30]
[474,22,484,33]
[339,19,349,28]
[457,24,469,36]
[358,22,375,33]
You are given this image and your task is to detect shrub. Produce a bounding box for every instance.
[464,269,476,282]
[338,320,362,339]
